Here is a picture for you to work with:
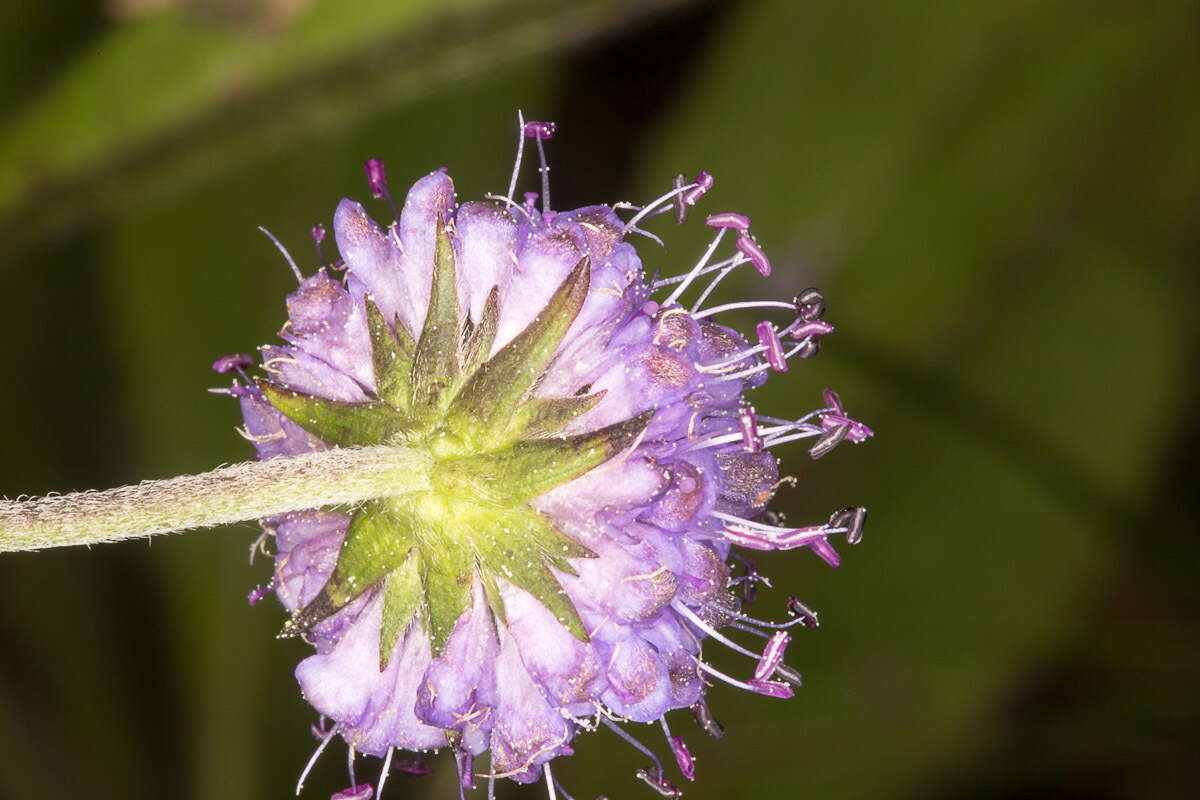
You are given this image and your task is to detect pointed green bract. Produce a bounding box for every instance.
[328,500,416,606]
[379,548,423,669]
[421,547,474,656]
[444,257,591,445]
[460,285,500,377]
[365,298,413,412]
[507,391,607,442]
[410,219,462,416]
[257,380,409,446]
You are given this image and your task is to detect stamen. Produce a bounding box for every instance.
[506,110,528,201]
[739,404,763,452]
[659,718,695,781]
[330,784,373,800]
[363,159,400,220]
[717,339,811,383]
[689,257,744,312]
[347,742,357,788]
[673,601,761,659]
[625,178,703,233]
[552,771,578,800]
[705,212,751,232]
[755,322,788,372]
[487,753,496,800]
[296,722,340,795]
[671,173,689,224]
[773,663,804,689]
[376,748,394,800]
[259,226,304,283]
[735,233,771,276]
[828,506,867,545]
[312,223,328,267]
[456,749,474,790]
[695,657,792,698]
[790,320,835,340]
[600,717,667,784]
[690,699,725,740]
[753,631,790,681]
[543,764,557,800]
[523,120,556,212]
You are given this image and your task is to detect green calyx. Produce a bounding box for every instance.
[268,218,652,668]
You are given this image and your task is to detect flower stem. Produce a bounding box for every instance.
[0,445,431,553]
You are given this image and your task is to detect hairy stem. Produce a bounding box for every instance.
[0,445,431,553]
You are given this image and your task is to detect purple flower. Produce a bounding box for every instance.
[222,120,871,799]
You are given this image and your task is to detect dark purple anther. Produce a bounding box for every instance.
[756,321,788,372]
[736,233,772,276]
[754,631,791,681]
[364,159,388,199]
[211,353,254,374]
[797,339,821,359]
[680,170,714,206]
[311,223,326,245]
[635,768,682,799]
[822,387,844,413]
[330,784,373,800]
[843,506,866,545]
[748,678,794,699]
[672,173,689,224]
[808,423,849,459]
[523,120,557,140]
[773,663,803,689]
[739,405,763,452]
[704,212,752,232]
[786,596,820,628]
[691,700,725,740]
[795,287,825,321]
[670,735,695,781]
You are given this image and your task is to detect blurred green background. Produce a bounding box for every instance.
[2,1,1197,798]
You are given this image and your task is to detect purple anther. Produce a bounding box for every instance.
[795,287,825,321]
[748,678,794,699]
[786,596,820,628]
[364,158,388,199]
[456,749,474,789]
[247,583,271,607]
[739,405,763,452]
[756,321,788,372]
[735,233,772,276]
[393,760,433,777]
[841,506,866,545]
[670,736,695,781]
[311,223,326,245]
[211,353,254,374]
[808,537,842,568]
[722,527,778,551]
[523,120,557,140]
[704,212,752,232]
[808,423,849,459]
[635,768,682,799]
[522,191,539,209]
[330,783,373,800]
[754,631,791,681]
[822,387,844,413]
[679,170,714,206]
[672,173,689,225]
[792,320,835,340]
[691,700,725,740]
[773,663,804,689]
[797,339,821,359]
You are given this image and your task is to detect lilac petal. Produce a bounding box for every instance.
[454,201,517,324]
[595,631,674,722]
[236,387,325,460]
[488,630,573,783]
[503,583,604,714]
[260,345,369,403]
[395,170,457,334]
[333,199,407,334]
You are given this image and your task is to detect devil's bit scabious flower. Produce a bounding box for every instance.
[221,120,871,800]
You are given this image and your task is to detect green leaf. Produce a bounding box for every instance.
[257,380,409,447]
[444,257,591,445]
[410,218,461,417]
[365,298,413,413]
[379,548,422,670]
[436,408,654,507]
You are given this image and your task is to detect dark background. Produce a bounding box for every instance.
[1,1,1197,798]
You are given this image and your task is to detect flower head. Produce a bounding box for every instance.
[224,119,871,799]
